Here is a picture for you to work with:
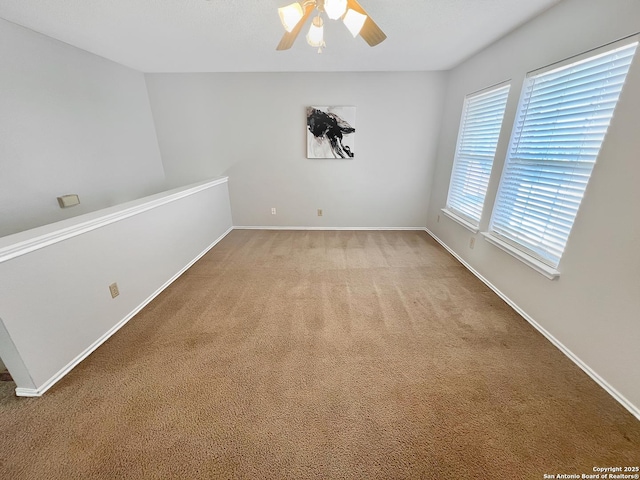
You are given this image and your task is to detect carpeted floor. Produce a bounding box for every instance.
[0,230,638,479]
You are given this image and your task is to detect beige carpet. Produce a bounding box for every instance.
[0,230,638,479]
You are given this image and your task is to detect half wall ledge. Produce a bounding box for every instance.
[0,177,232,396]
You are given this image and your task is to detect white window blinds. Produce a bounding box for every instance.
[489,41,638,268]
[446,84,510,226]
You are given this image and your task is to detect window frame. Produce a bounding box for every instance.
[484,36,639,279]
[443,81,511,233]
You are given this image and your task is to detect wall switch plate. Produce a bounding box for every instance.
[437,214,440,223]
[57,194,80,208]
[469,237,476,249]
[109,282,119,299]
[317,209,323,217]
[271,207,276,215]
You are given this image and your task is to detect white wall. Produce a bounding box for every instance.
[427,0,640,416]
[145,72,446,228]
[0,178,232,394]
[0,18,165,238]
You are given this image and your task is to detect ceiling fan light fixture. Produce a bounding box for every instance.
[276,0,385,51]
[343,8,367,37]
[306,16,325,48]
[324,0,347,20]
[278,2,304,32]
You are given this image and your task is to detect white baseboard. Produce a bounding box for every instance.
[233,226,426,231]
[15,226,233,397]
[424,227,640,421]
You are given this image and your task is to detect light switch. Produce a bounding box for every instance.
[57,194,80,208]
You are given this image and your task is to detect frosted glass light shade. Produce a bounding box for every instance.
[306,16,324,47]
[343,8,367,37]
[278,3,304,32]
[324,0,347,20]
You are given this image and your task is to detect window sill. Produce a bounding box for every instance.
[481,232,560,280]
[441,209,479,234]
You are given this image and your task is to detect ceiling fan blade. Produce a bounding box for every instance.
[360,17,387,46]
[276,3,315,51]
[346,0,387,47]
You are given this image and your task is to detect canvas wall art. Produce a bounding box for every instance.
[307,106,356,159]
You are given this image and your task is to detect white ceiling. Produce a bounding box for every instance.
[0,0,563,73]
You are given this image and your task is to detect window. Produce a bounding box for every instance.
[444,83,511,231]
[487,40,638,277]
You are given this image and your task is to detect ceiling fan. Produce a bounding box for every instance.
[276,0,387,52]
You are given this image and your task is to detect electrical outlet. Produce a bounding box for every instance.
[109,282,120,299]
[469,237,476,249]
[317,209,323,217]
[271,207,276,215]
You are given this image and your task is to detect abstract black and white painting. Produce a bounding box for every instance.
[307,106,356,159]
